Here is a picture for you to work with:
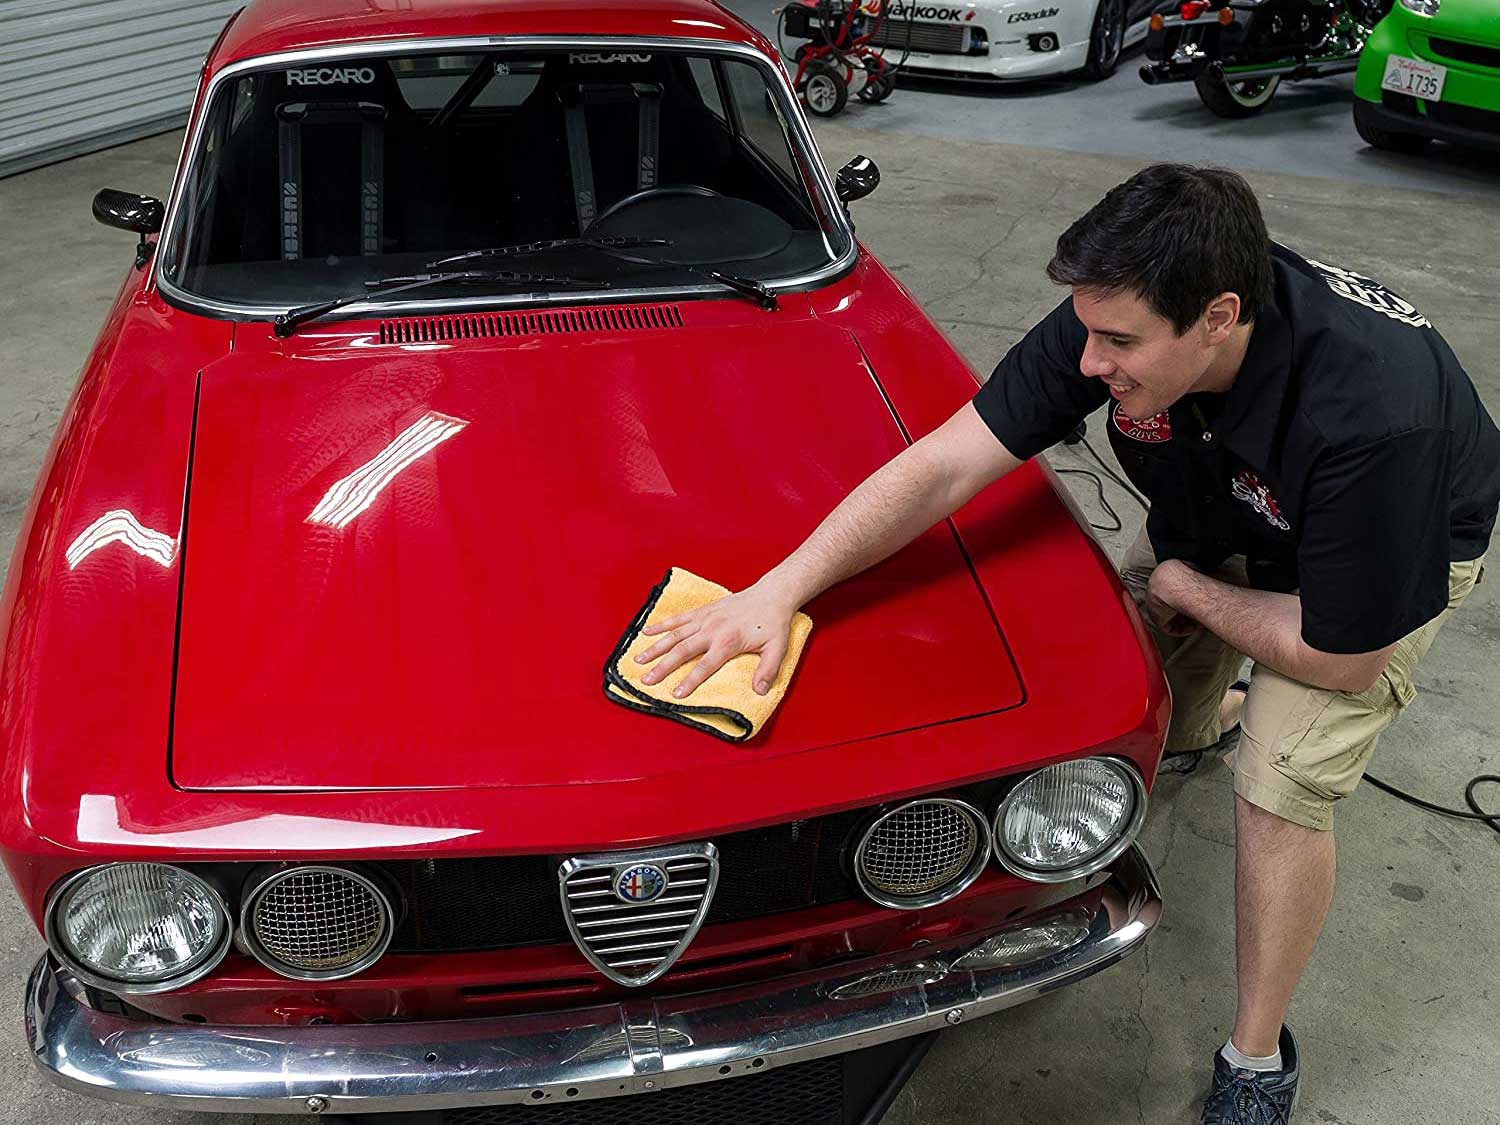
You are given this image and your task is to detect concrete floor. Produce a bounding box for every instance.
[2,91,1499,1125]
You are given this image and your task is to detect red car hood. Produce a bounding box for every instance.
[171,316,1022,790]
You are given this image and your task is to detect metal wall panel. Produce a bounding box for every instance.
[0,0,242,178]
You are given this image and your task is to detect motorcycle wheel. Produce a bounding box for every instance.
[1352,98,1430,153]
[802,62,849,117]
[1193,71,1280,117]
[1084,0,1126,80]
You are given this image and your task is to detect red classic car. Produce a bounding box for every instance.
[4,0,1168,1118]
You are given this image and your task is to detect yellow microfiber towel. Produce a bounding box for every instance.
[604,568,813,742]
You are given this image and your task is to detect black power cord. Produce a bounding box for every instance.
[1059,418,1500,840]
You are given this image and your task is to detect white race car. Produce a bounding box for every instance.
[867,0,1159,80]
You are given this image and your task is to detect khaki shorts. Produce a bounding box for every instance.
[1120,530,1486,831]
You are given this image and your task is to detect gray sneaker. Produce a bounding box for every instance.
[1200,1026,1300,1124]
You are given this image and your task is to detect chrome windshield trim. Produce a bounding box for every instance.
[26,846,1161,1115]
[153,35,857,320]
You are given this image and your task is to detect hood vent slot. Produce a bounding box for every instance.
[379,303,684,344]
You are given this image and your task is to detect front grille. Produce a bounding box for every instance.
[562,850,716,984]
[1426,100,1500,136]
[1429,36,1500,69]
[868,20,979,55]
[444,1057,844,1125]
[379,808,869,954]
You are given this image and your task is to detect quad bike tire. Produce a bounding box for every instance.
[1352,97,1430,153]
[1083,0,1126,80]
[1193,70,1281,117]
[857,58,895,103]
[802,61,849,116]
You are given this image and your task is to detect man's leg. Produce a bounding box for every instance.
[1230,794,1335,1057]
[1213,555,1486,1090]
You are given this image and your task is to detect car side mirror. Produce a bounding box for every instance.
[92,189,165,269]
[835,155,880,203]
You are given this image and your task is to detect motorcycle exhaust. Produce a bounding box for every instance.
[1208,52,1362,83]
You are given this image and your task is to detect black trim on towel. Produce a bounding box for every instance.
[602,568,756,743]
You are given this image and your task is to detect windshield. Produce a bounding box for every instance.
[159,47,850,311]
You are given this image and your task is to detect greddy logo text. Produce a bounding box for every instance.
[888,4,969,20]
[286,67,375,85]
[1008,7,1059,21]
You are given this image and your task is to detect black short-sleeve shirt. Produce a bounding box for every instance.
[971,244,1500,654]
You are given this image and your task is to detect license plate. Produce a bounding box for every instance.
[1381,54,1446,101]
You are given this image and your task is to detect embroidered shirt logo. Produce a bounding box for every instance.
[1306,258,1430,328]
[1231,470,1291,531]
[1112,402,1172,443]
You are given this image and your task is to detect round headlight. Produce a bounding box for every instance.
[46,864,231,993]
[993,758,1146,883]
[1399,0,1439,15]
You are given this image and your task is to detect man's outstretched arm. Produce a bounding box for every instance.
[635,401,1023,697]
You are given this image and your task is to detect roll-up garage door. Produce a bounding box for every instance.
[0,0,243,179]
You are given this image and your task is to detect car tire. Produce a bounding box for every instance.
[1084,0,1126,80]
[1193,70,1280,117]
[1352,97,1430,153]
[802,62,849,116]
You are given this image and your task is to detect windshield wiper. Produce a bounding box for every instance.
[272,268,610,337]
[430,238,778,312]
[427,235,672,269]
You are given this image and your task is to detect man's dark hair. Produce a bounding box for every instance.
[1046,164,1273,334]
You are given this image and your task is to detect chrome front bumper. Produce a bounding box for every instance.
[26,845,1161,1116]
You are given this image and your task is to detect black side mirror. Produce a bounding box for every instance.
[93,189,165,269]
[835,155,880,203]
[93,189,164,234]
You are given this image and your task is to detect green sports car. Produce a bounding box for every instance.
[1353,0,1500,152]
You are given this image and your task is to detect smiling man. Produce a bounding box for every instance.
[633,163,1500,1123]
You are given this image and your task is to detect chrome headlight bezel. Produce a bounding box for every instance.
[854,797,993,910]
[1398,0,1440,16]
[992,757,1147,884]
[240,864,396,981]
[44,863,233,995]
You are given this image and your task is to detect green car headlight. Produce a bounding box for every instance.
[46,863,232,993]
[1399,0,1440,15]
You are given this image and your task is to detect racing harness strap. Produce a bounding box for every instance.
[276,100,387,260]
[560,82,662,233]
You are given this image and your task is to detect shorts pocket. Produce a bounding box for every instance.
[1273,687,1397,803]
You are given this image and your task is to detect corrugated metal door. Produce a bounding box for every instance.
[0,0,243,179]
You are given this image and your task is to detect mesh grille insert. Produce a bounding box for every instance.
[859,801,979,897]
[249,868,389,972]
[378,304,684,344]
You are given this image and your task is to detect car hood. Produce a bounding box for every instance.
[170,314,1022,791]
[1424,0,1497,40]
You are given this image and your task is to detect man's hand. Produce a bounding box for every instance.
[635,580,799,699]
[1145,560,1203,637]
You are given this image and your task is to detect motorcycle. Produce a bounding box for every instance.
[1140,0,1388,117]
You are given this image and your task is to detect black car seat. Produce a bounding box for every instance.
[203,59,433,265]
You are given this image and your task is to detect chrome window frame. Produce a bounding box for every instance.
[153,35,858,322]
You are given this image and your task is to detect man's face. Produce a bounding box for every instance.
[1071,287,1221,421]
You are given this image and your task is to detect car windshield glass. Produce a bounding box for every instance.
[159,47,848,309]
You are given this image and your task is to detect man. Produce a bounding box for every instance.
[631,164,1500,1122]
